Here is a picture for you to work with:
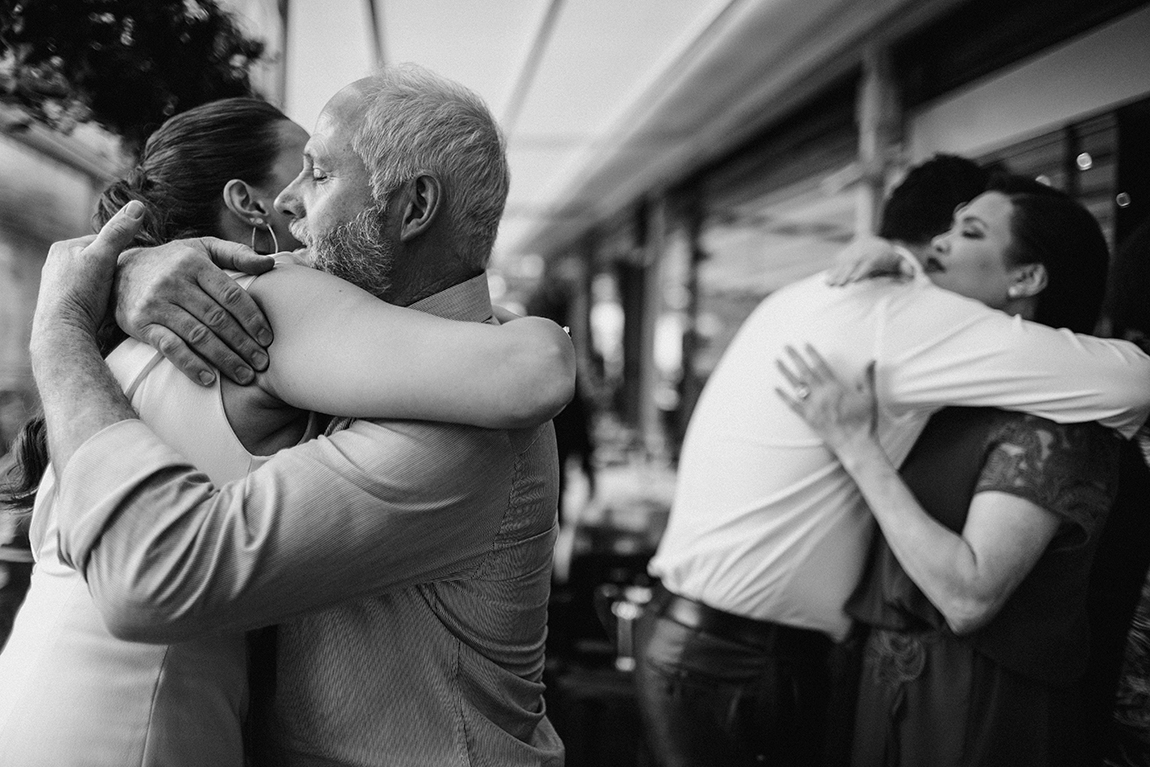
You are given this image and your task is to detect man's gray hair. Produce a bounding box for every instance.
[350,63,510,271]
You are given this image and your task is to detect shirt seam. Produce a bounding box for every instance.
[138,645,172,767]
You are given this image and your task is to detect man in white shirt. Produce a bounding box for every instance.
[633,156,1150,767]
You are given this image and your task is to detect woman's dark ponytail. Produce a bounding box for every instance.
[0,416,47,513]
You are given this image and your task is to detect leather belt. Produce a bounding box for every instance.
[648,584,832,659]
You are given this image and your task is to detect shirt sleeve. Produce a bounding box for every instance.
[55,417,515,643]
[875,282,1150,437]
[975,416,1119,549]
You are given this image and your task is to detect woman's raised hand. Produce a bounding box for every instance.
[775,344,879,453]
[826,235,912,286]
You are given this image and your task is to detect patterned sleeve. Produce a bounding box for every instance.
[975,415,1120,548]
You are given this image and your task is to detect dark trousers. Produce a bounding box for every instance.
[633,589,835,767]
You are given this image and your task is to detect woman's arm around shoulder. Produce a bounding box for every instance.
[246,263,575,429]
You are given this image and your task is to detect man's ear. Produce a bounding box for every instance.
[398,174,442,242]
[222,179,271,226]
[1009,262,1048,299]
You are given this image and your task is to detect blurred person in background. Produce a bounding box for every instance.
[528,273,598,518]
[632,155,1150,767]
[1086,214,1150,765]
[1,90,572,766]
[779,177,1121,766]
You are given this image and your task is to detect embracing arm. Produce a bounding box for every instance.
[31,205,145,474]
[778,346,1065,634]
[821,435,1058,634]
[247,264,574,428]
[56,418,521,642]
[879,283,1150,437]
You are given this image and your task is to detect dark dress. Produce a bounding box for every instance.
[845,407,1119,767]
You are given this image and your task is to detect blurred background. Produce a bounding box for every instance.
[2,1,1149,763]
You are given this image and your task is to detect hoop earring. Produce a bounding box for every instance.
[250,220,280,254]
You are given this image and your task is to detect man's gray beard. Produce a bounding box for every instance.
[303,204,395,299]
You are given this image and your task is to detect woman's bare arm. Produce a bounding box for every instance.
[247,263,575,429]
[776,344,1060,635]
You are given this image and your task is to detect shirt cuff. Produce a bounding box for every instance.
[55,419,191,572]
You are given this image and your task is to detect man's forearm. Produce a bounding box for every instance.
[885,287,1150,436]
[56,419,509,642]
[31,326,136,473]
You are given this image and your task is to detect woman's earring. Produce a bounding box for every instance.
[1007,285,1022,298]
[250,218,280,254]
[263,221,280,254]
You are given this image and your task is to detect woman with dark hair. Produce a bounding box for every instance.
[2,97,308,513]
[778,179,1118,766]
[0,97,573,767]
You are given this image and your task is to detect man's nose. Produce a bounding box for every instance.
[275,179,301,219]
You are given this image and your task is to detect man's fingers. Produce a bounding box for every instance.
[138,324,223,387]
[147,298,258,385]
[136,288,260,386]
[196,267,274,357]
[201,237,276,275]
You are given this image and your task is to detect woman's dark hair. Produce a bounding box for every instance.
[2,97,292,514]
[988,173,1110,334]
[96,97,291,245]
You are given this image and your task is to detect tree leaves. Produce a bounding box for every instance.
[0,0,266,155]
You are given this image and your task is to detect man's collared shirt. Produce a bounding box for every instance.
[56,274,565,767]
[651,263,1150,641]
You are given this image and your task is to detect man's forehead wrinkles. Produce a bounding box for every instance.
[305,135,334,163]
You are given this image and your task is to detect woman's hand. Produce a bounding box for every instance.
[775,344,879,452]
[826,236,912,286]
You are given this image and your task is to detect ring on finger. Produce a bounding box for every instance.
[795,384,811,400]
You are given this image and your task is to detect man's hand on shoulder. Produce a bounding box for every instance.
[114,237,277,386]
[32,202,148,471]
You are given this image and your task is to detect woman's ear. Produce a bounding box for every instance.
[222,179,271,225]
[1008,262,1048,299]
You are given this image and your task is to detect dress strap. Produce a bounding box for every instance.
[122,350,166,402]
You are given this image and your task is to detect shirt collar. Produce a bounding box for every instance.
[408,273,493,322]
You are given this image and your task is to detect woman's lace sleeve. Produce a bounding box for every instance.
[975,415,1119,547]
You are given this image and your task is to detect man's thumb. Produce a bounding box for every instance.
[93,200,145,250]
[204,237,277,275]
